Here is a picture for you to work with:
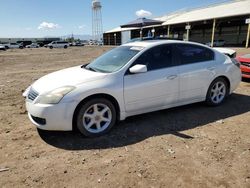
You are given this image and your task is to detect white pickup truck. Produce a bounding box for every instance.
[4,43,23,49]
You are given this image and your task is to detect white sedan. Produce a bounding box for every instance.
[23,40,241,137]
[26,43,39,48]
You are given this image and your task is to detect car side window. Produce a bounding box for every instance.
[175,44,214,65]
[133,44,173,71]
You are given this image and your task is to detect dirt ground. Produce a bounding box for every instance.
[0,46,250,188]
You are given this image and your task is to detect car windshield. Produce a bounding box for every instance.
[85,46,142,73]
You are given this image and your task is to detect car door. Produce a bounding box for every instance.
[124,44,179,113]
[175,43,215,103]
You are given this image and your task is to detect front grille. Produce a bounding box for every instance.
[240,62,250,67]
[28,88,39,101]
[242,71,250,75]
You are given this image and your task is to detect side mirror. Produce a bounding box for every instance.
[129,64,147,74]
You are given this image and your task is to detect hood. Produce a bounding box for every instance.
[31,66,107,94]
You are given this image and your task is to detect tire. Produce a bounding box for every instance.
[76,98,117,137]
[206,77,229,106]
[49,46,53,49]
[64,45,68,49]
[5,46,9,49]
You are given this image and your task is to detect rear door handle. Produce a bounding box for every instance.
[167,75,178,80]
[207,67,215,71]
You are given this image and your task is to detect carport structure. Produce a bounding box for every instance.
[103,0,250,47]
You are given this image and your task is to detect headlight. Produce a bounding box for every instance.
[36,86,76,104]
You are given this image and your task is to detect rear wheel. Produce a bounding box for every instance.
[64,45,68,49]
[76,98,117,137]
[206,78,229,106]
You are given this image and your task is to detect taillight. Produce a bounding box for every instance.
[231,58,240,68]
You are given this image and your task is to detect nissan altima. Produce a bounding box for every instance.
[23,40,241,137]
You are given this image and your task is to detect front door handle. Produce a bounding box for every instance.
[167,75,177,80]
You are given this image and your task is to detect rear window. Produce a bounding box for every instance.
[176,44,214,64]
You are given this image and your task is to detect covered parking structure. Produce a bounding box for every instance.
[103,0,250,47]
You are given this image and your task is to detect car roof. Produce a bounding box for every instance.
[122,40,210,49]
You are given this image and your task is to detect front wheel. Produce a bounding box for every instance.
[206,78,229,106]
[76,98,117,137]
[49,46,53,49]
[64,45,68,49]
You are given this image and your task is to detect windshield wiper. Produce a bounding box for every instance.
[87,67,97,72]
[83,65,98,72]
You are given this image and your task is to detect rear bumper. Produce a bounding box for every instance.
[229,67,241,94]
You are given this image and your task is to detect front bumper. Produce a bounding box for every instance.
[26,100,77,131]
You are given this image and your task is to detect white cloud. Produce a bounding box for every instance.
[38,22,60,30]
[135,9,152,17]
[78,25,86,29]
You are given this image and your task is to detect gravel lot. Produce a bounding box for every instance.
[0,46,250,188]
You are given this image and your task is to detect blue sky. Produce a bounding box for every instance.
[0,0,231,38]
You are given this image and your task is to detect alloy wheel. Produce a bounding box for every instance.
[82,103,112,134]
[210,81,226,104]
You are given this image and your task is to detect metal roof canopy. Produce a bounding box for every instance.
[121,17,163,28]
[161,0,250,25]
[104,27,139,34]
[105,0,250,33]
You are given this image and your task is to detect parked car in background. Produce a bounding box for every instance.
[26,43,40,48]
[23,40,241,137]
[237,54,250,78]
[88,40,95,45]
[0,44,6,51]
[88,40,100,45]
[37,42,44,47]
[5,43,23,49]
[48,41,69,49]
[206,40,225,47]
[74,42,85,46]
[17,41,32,47]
